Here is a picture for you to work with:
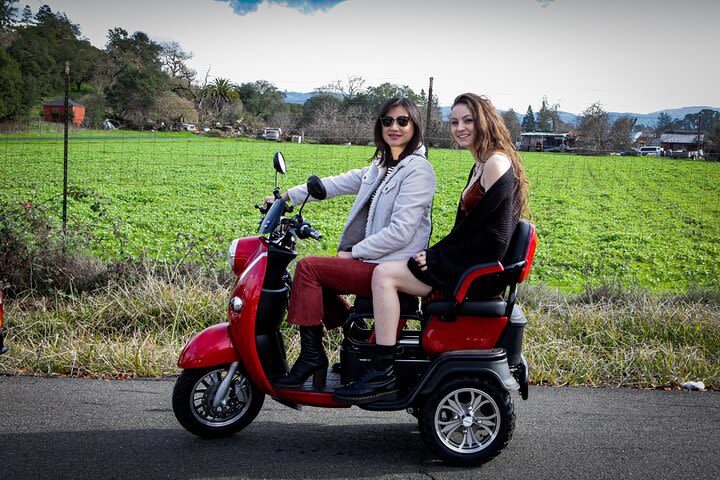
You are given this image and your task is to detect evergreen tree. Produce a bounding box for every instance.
[34,4,51,24]
[521,105,535,132]
[0,0,19,30]
[0,46,23,119]
[20,4,31,23]
[501,109,522,142]
[536,96,553,132]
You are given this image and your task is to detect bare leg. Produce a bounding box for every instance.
[372,261,432,346]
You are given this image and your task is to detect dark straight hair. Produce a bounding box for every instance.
[371,97,424,168]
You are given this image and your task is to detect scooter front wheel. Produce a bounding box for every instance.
[172,364,264,438]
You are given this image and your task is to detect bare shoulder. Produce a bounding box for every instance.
[481,153,512,190]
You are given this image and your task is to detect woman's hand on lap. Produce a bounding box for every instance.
[414,251,428,271]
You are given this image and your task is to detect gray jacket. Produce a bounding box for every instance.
[287,147,436,263]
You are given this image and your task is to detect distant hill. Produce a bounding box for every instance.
[284,91,315,104]
[286,92,718,128]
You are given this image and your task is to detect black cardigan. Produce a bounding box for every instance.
[410,167,520,293]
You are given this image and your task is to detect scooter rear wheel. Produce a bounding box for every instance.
[173,365,264,438]
[419,377,514,466]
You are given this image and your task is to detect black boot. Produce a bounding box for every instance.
[333,345,398,404]
[273,325,328,389]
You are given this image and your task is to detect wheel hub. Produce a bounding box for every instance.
[462,415,474,428]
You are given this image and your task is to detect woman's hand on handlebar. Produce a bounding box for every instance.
[413,251,428,271]
[263,191,290,209]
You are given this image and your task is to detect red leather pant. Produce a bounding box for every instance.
[287,256,378,329]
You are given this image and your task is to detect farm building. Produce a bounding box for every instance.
[632,131,657,146]
[42,99,85,126]
[659,130,704,158]
[519,132,576,152]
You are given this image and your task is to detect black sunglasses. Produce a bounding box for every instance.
[380,115,411,128]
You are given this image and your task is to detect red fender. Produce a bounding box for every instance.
[177,323,239,369]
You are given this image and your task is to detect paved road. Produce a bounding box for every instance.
[0,375,718,479]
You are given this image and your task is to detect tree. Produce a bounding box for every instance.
[682,109,720,133]
[521,105,535,132]
[501,109,522,142]
[356,82,422,113]
[607,116,637,151]
[0,0,18,30]
[6,23,55,114]
[654,112,682,134]
[20,5,31,23]
[105,67,167,127]
[306,98,343,142]
[159,41,196,98]
[549,102,573,133]
[201,78,241,124]
[149,91,197,127]
[318,74,366,101]
[33,4,51,24]
[0,46,22,119]
[302,93,342,127]
[268,109,300,135]
[205,77,238,103]
[536,97,552,132]
[706,118,720,155]
[577,102,611,150]
[106,27,162,75]
[236,80,285,120]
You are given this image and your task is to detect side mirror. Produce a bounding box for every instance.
[273,151,287,174]
[306,175,326,200]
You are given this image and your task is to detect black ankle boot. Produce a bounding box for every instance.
[333,346,398,404]
[273,325,328,389]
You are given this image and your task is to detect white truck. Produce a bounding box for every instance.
[263,127,282,142]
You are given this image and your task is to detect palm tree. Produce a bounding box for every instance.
[205,78,238,103]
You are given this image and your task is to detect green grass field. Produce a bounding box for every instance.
[2,130,719,293]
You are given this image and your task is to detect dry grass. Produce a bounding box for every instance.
[520,284,720,388]
[1,279,718,388]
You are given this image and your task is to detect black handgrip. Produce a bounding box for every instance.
[298,223,322,240]
[255,204,269,214]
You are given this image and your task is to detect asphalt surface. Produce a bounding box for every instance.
[0,375,718,479]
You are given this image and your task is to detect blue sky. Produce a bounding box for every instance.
[29,0,720,114]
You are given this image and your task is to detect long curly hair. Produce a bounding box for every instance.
[452,93,530,217]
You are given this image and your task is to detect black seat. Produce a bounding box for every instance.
[425,220,537,319]
[425,299,506,318]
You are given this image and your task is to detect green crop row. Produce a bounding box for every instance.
[2,132,719,293]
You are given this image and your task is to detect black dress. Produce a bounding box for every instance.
[408,167,520,294]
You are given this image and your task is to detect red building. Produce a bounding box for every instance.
[42,99,85,126]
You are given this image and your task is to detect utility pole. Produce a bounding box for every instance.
[425,77,433,144]
[62,61,69,238]
[697,111,702,159]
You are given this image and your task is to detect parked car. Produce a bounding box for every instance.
[182,123,196,132]
[639,146,663,157]
[263,127,282,142]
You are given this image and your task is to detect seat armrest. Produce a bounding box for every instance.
[453,261,504,304]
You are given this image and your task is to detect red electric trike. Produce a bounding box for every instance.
[172,152,537,466]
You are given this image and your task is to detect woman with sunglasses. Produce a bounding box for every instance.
[270,97,436,389]
[334,93,530,403]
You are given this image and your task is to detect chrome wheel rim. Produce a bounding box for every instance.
[433,387,500,454]
[190,368,253,427]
